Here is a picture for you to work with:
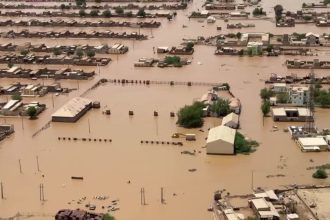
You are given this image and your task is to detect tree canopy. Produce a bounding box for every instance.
[261,100,271,116]
[27,106,37,119]
[211,99,230,117]
[312,169,328,179]
[177,102,205,128]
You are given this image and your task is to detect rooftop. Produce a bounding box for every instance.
[206,125,236,145]
[298,137,328,146]
[221,112,239,126]
[51,97,92,118]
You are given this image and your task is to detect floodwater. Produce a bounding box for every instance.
[0,0,330,219]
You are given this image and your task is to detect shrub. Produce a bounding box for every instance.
[312,169,328,179]
[177,102,205,128]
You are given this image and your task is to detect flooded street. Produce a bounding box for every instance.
[0,0,330,219]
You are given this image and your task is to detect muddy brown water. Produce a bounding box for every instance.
[0,0,330,219]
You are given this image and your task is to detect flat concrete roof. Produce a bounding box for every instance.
[298,137,328,147]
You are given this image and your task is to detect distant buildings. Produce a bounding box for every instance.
[108,43,128,54]
[240,33,270,46]
[0,124,14,141]
[206,125,236,155]
[52,97,92,123]
[272,107,313,122]
[249,198,280,220]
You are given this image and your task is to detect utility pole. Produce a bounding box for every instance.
[251,170,254,192]
[1,182,4,199]
[161,187,164,204]
[140,188,146,205]
[306,68,315,133]
[88,119,91,134]
[51,93,54,108]
[21,116,24,130]
[36,156,40,172]
[19,159,22,173]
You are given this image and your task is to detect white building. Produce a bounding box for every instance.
[297,137,329,151]
[108,44,128,54]
[52,97,92,123]
[221,112,239,129]
[288,86,309,106]
[206,125,236,155]
[21,84,41,96]
[272,83,287,93]
[249,198,280,220]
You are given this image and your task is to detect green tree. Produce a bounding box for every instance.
[236,32,242,39]
[27,106,37,119]
[103,214,115,220]
[186,42,194,51]
[11,93,22,101]
[7,62,13,68]
[274,4,283,20]
[90,9,99,16]
[261,100,270,116]
[211,99,230,116]
[60,4,66,10]
[260,88,274,100]
[95,0,102,2]
[20,49,29,56]
[75,49,84,58]
[164,56,180,65]
[115,7,124,14]
[53,47,62,56]
[86,50,96,58]
[234,132,258,154]
[312,169,328,179]
[137,8,146,17]
[79,9,86,16]
[125,11,133,17]
[222,83,230,90]
[102,9,112,17]
[177,102,204,128]
[266,44,273,53]
[75,0,86,7]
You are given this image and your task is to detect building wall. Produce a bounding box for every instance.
[206,140,234,155]
[52,103,92,123]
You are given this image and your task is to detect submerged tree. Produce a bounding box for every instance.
[177,102,205,128]
[27,106,37,119]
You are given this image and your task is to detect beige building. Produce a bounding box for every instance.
[206,125,236,155]
[221,112,239,129]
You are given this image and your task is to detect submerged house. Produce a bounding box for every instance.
[206,125,236,155]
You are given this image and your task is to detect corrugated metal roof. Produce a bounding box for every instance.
[51,97,91,118]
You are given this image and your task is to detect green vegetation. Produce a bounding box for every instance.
[302,3,307,7]
[137,8,146,17]
[79,9,86,16]
[292,32,306,40]
[95,0,102,2]
[312,169,328,179]
[86,50,96,58]
[261,100,270,116]
[103,214,115,220]
[11,93,22,101]
[7,62,13,68]
[260,88,274,100]
[102,9,112,17]
[27,106,37,119]
[20,49,29,56]
[75,0,86,7]
[60,4,66,10]
[246,217,258,220]
[252,7,266,16]
[186,42,194,51]
[125,11,133,17]
[274,4,283,20]
[222,83,230,90]
[266,45,274,53]
[211,99,230,117]
[324,0,330,4]
[90,9,99,16]
[115,7,124,14]
[75,49,84,58]
[236,32,242,39]
[53,47,62,56]
[164,56,181,66]
[177,102,205,128]
[235,132,259,154]
[314,87,330,107]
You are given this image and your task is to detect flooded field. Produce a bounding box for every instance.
[0,0,330,219]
